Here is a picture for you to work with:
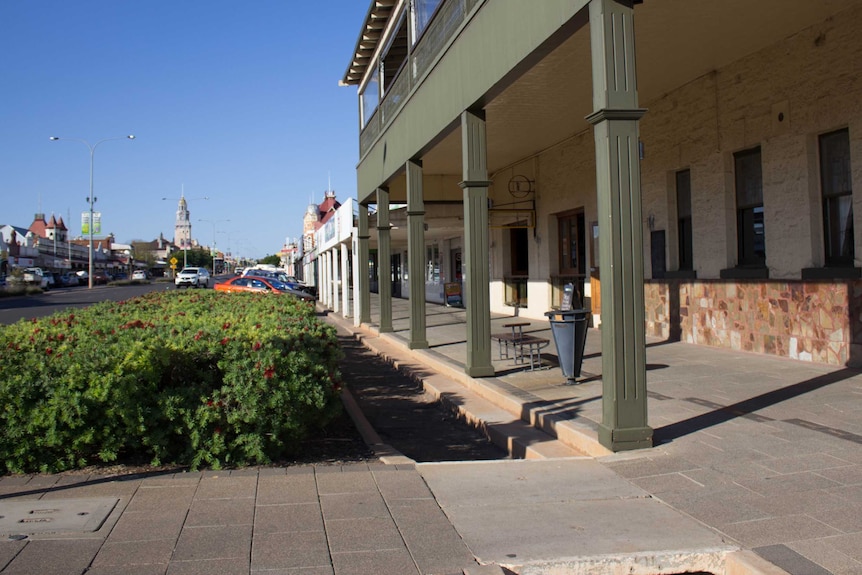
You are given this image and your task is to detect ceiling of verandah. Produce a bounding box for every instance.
[386,0,862,195]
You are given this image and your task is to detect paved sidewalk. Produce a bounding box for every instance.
[0,464,479,575]
[325,296,862,575]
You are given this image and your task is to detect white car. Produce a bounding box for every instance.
[22,267,50,289]
[175,267,211,288]
[132,270,148,280]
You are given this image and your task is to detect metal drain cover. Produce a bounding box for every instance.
[0,498,119,535]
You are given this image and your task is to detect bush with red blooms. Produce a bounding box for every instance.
[0,291,343,473]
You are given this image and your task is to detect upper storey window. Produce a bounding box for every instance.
[412,0,442,43]
[361,67,379,128]
[381,12,409,95]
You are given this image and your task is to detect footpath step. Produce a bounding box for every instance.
[325,314,586,461]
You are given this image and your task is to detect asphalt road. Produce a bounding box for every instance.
[0,278,232,325]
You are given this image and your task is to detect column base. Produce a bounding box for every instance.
[598,424,653,452]
[409,340,429,349]
[465,365,495,378]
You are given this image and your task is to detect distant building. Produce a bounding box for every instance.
[173,195,194,249]
[303,189,341,253]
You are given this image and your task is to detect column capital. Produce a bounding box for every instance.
[586,108,647,125]
[459,180,492,189]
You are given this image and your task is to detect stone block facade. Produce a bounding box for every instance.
[645,280,862,366]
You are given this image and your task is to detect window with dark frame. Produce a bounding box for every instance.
[558,212,585,276]
[676,169,693,271]
[820,128,854,267]
[734,147,765,268]
[510,227,529,276]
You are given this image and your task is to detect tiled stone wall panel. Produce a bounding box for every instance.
[645,280,860,366]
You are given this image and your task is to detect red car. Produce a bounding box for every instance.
[214,276,315,301]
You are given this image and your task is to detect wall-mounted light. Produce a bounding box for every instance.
[647,212,655,231]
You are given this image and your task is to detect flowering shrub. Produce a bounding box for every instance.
[0,291,343,473]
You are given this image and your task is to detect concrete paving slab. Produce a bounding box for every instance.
[324,515,404,554]
[719,514,842,549]
[418,459,645,506]
[254,502,324,534]
[250,530,330,571]
[125,485,197,513]
[319,491,389,521]
[2,538,103,575]
[785,539,862,575]
[193,475,257,500]
[330,548,420,575]
[256,473,319,505]
[106,509,187,542]
[91,538,174,568]
[172,524,252,562]
[86,563,169,575]
[419,459,733,574]
[0,539,26,571]
[185,498,255,527]
[166,557,250,575]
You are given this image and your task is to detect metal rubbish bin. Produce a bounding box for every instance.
[544,309,591,384]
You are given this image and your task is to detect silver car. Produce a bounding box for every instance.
[174,267,211,288]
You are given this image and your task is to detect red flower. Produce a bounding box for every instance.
[253,342,261,351]
[263,366,276,379]
[220,337,230,345]
[45,348,53,355]
[222,322,231,330]
[214,427,222,435]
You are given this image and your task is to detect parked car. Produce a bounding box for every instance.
[175,267,211,288]
[214,276,315,301]
[22,267,50,289]
[60,272,79,287]
[132,270,148,280]
[242,269,314,296]
[92,271,110,285]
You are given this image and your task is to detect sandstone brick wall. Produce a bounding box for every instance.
[646,280,862,366]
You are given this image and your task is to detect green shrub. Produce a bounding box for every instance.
[0,291,343,473]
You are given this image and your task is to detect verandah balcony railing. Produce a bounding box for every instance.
[359,0,482,158]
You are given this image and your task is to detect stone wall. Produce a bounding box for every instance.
[645,280,862,366]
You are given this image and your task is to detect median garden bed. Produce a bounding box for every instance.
[0,291,345,474]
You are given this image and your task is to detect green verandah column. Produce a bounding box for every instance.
[588,0,652,451]
[356,203,372,327]
[407,160,429,349]
[377,187,393,333]
[460,110,494,377]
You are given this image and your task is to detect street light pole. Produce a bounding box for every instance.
[50,135,135,288]
[199,218,230,274]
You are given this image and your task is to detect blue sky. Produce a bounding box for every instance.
[1,1,368,260]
